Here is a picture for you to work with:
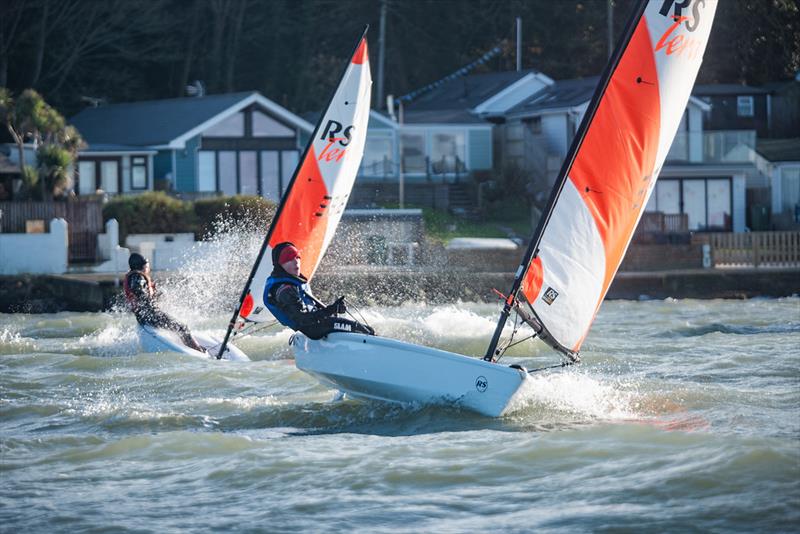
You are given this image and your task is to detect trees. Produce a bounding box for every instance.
[0,88,84,200]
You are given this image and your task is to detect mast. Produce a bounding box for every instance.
[216,27,370,359]
[483,0,648,361]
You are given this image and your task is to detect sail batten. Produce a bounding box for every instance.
[487,0,717,359]
[217,29,371,358]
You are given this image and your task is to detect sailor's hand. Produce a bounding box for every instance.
[334,296,347,314]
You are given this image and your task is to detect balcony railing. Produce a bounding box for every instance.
[666,130,757,164]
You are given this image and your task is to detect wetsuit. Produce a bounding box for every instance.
[264,268,374,340]
[124,270,196,346]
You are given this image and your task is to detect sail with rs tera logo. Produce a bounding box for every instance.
[485,0,718,361]
[217,29,372,358]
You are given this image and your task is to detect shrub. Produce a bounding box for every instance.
[103,191,194,243]
[193,195,276,238]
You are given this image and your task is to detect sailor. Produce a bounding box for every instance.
[124,252,205,352]
[265,242,375,340]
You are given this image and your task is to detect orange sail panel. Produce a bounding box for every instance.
[236,35,372,324]
[520,1,717,354]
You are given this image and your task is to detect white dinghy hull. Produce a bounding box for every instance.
[138,325,250,361]
[292,332,528,417]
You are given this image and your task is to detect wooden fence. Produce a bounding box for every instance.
[0,198,104,262]
[695,231,800,267]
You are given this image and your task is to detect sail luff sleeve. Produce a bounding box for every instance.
[216,29,371,358]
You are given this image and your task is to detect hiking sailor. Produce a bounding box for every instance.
[124,252,206,352]
[265,242,375,340]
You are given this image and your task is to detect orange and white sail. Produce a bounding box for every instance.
[504,1,717,357]
[221,31,371,345]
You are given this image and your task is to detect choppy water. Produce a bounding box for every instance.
[2,296,799,532]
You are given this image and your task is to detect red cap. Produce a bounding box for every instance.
[278,245,300,265]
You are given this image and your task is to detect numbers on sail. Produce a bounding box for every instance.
[314,193,349,218]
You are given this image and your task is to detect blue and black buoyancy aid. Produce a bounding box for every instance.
[264,275,317,329]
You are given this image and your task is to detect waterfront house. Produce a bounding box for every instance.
[70,92,313,201]
[503,77,755,233]
[354,70,553,209]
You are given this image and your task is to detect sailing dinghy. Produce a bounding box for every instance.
[216,30,373,358]
[293,0,718,417]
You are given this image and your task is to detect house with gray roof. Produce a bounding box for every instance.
[502,77,761,233]
[70,92,312,201]
[355,69,553,208]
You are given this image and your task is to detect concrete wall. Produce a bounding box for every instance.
[0,218,68,274]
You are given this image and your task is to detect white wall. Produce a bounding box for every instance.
[0,218,68,274]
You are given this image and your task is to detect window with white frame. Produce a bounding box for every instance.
[361,135,394,177]
[131,156,147,189]
[100,160,119,193]
[78,160,96,195]
[430,132,465,174]
[198,151,217,192]
[205,112,245,137]
[401,133,426,174]
[737,96,754,117]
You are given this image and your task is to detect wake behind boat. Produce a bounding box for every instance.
[138,325,249,361]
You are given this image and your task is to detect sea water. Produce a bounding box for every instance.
[1,296,798,532]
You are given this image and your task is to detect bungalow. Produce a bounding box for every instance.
[70,92,313,202]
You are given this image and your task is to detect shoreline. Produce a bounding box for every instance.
[1,267,798,313]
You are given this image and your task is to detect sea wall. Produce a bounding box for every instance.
[1,267,797,313]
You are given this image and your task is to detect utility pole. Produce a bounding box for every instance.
[516,17,522,71]
[607,0,614,60]
[377,0,388,107]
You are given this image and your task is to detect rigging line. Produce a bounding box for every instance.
[206,321,280,352]
[526,359,577,375]
[344,300,372,329]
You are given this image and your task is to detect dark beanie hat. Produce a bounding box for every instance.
[128,252,148,270]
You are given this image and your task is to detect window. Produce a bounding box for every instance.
[100,161,119,193]
[218,151,237,195]
[781,167,800,213]
[361,136,394,177]
[401,133,426,174]
[78,160,96,195]
[524,117,541,135]
[737,96,754,117]
[430,132,466,174]
[656,180,680,215]
[281,151,299,194]
[198,151,217,192]
[649,178,732,231]
[205,112,245,137]
[252,111,294,137]
[260,151,280,201]
[131,156,147,189]
[683,179,706,230]
[707,179,731,230]
[239,151,258,195]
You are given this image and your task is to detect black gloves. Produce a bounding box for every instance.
[333,296,347,314]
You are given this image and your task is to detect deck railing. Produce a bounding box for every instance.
[695,231,800,267]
